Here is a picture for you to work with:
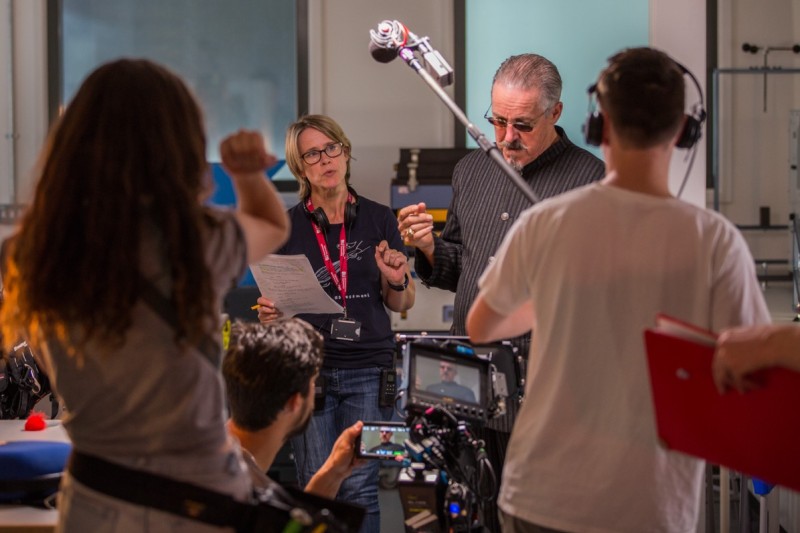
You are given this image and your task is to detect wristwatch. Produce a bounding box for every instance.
[388,273,410,292]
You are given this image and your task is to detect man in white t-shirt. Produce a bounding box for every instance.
[466,47,771,533]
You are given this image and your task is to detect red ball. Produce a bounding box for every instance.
[24,412,46,431]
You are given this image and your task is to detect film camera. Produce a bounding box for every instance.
[391,335,524,532]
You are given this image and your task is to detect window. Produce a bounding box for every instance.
[61,0,299,179]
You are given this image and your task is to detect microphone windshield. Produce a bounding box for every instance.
[369,41,398,63]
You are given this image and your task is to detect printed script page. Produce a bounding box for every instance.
[250,254,344,316]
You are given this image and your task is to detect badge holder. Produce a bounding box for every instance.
[331,310,361,342]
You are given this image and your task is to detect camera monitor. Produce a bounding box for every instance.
[405,342,490,423]
[357,421,410,461]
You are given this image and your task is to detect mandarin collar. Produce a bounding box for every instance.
[520,126,571,176]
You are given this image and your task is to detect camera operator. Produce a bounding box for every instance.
[223,319,365,499]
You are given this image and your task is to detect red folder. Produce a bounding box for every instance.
[644,316,800,491]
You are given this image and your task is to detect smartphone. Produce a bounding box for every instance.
[356,421,410,461]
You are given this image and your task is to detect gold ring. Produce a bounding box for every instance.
[406,228,414,238]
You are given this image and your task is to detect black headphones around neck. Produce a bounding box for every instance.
[301,186,360,233]
[582,58,707,149]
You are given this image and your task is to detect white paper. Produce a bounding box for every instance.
[249,254,344,317]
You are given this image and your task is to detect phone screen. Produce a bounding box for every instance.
[357,422,410,461]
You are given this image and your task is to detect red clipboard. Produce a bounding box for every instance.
[644,318,800,492]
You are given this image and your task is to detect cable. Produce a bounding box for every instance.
[393,389,406,420]
[676,142,699,199]
[674,62,705,200]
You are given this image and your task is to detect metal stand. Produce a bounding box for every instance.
[710,67,800,212]
[711,68,800,320]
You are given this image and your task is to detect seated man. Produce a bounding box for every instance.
[425,361,476,403]
[223,319,363,498]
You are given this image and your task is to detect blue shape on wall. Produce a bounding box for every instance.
[208,160,285,286]
[208,160,285,206]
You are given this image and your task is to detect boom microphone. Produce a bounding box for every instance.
[368,19,454,87]
[369,42,399,64]
[366,19,540,205]
[368,20,406,63]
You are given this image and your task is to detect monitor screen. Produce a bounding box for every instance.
[358,423,410,461]
[410,351,481,406]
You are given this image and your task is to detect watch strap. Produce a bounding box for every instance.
[387,273,410,291]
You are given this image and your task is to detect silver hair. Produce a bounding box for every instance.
[492,54,562,109]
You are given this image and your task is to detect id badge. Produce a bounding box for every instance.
[331,317,361,342]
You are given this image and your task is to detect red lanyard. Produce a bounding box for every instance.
[306,195,351,314]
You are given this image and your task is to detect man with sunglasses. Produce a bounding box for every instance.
[397,53,603,531]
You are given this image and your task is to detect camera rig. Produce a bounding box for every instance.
[392,335,524,532]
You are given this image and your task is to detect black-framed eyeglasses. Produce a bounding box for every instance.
[484,106,550,133]
[301,142,344,165]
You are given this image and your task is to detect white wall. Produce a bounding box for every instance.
[307,0,455,207]
[716,0,800,273]
[0,0,47,207]
[0,1,11,205]
[0,0,47,242]
[650,0,708,208]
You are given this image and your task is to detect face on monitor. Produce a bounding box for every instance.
[414,353,480,405]
[357,422,410,460]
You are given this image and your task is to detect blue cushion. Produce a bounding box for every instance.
[0,440,71,503]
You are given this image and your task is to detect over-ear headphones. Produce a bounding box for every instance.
[302,186,360,232]
[582,57,706,149]
[582,96,604,147]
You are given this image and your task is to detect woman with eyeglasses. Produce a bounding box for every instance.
[254,114,414,532]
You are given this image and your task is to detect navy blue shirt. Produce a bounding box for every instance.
[279,196,404,368]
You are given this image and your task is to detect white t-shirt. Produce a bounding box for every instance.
[478,182,771,533]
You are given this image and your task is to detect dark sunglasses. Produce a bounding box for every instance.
[483,106,550,133]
